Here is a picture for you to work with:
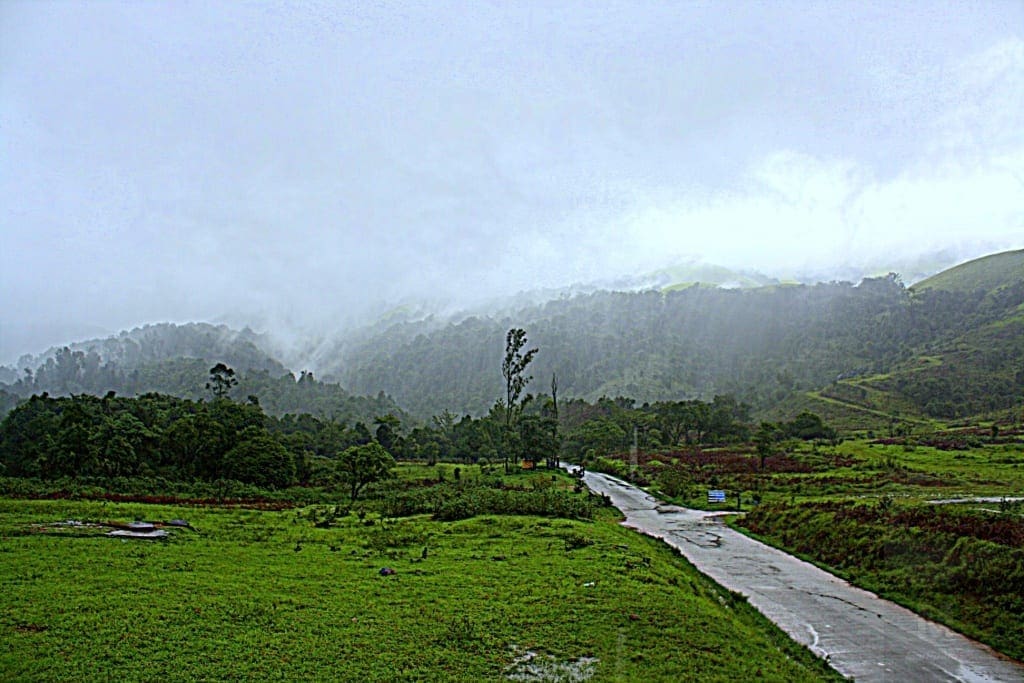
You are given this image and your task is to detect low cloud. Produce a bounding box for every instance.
[2,6,1021,362]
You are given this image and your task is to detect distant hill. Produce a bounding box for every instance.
[0,322,405,424]
[629,262,780,291]
[8,322,285,375]
[336,250,1024,423]
[4,250,1021,428]
[913,249,1024,294]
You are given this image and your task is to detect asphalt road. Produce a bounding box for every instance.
[578,469,1024,682]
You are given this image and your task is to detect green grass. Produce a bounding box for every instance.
[830,439,1024,499]
[0,498,841,682]
[758,390,903,435]
[912,249,1024,294]
[626,435,1024,510]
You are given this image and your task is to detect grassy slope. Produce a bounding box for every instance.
[759,249,1024,425]
[0,499,841,682]
[912,249,1024,293]
[759,389,921,435]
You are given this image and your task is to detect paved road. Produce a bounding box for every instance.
[578,469,1024,682]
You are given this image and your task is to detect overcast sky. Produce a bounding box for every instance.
[2,0,1023,363]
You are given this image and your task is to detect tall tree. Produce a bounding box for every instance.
[502,328,538,429]
[550,372,559,425]
[547,372,560,467]
[206,363,237,399]
[501,328,538,469]
[754,422,782,471]
[373,413,401,452]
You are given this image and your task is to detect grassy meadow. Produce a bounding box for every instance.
[0,473,842,682]
[595,428,1024,510]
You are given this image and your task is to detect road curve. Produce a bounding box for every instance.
[578,469,1024,682]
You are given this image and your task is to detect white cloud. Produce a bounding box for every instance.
[603,39,1024,274]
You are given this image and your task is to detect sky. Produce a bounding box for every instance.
[2,0,1023,363]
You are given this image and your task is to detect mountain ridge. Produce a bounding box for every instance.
[2,249,1021,425]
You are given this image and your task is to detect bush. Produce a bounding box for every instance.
[380,480,596,522]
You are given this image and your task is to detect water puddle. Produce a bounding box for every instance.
[504,646,598,682]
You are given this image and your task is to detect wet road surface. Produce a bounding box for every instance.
[579,469,1024,682]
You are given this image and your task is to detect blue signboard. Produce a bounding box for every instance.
[707,489,726,503]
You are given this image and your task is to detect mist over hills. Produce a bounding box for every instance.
[0,245,1000,371]
[243,246,1021,376]
[0,322,403,425]
[2,250,1020,428]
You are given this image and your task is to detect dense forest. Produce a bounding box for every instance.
[2,251,1022,428]
[0,323,403,425]
[336,251,1024,420]
[0,381,779,488]
[0,390,415,490]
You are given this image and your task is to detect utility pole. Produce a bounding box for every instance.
[630,425,638,477]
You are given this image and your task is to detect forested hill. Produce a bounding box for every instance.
[0,323,404,425]
[336,250,1024,420]
[3,251,1020,425]
[3,323,285,379]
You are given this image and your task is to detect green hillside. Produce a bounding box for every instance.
[651,262,778,290]
[913,249,1024,294]
[0,323,405,424]
[5,250,1022,427]
[338,250,1024,423]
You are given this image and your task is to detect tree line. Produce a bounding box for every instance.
[0,353,835,500]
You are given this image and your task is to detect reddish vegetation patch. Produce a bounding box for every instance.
[872,425,1024,450]
[808,501,1024,547]
[611,448,845,476]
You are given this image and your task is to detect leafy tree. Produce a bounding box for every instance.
[373,413,401,452]
[563,417,627,460]
[352,421,373,445]
[653,401,689,447]
[223,432,295,488]
[785,411,829,440]
[336,441,395,502]
[501,328,538,468]
[502,328,538,429]
[515,414,561,465]
[684,400,712,445]
[708,394,751,442]
[206,363,238,399]
[452,415,496,464]
[161,415,203,477]
[754,422,782,471]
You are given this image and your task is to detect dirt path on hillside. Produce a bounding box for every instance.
[578,469,1024,682]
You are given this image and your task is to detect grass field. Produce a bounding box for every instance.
[597,432,1024,510]
[0,495,842,682]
